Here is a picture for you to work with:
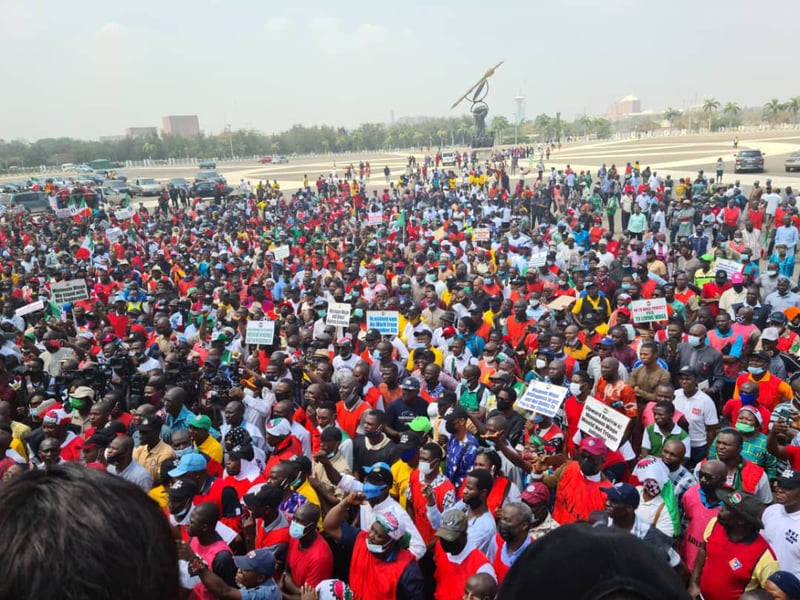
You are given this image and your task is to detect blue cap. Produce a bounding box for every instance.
[233,549,275,576]
[597,337,615,348]
[168,452,208,477]
[600,482,640,508]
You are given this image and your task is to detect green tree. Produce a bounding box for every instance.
[763,98,784,125]
[702,97,720,129]
[722,102,741,128]
[663,107,682,131]
[785,96,800,125]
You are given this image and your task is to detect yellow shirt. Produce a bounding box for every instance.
[703,517,779,591]
[196,435,223,464]
[148,484,169,509]
[391,460,414,509]
[297,479,324,530]
[133,440,177,484]
[406,345,443,372]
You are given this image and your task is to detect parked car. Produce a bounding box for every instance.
[733,149,765,173]
[198,160,216,169]
[74,164,94,173]
[441,151,457,166]
[167,178,189,190]
[95,187,127,208]
[103,179,133,196]
[129,177,162,196]
[785,151,800,172]
[195,170,227,184]
[189,181,233,198]
[272,155,289,164]
[0,191,49,214]
[258,156,273,163]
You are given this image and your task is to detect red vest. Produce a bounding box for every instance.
[349,531,416,600]
[189,537,231,600]
[552,461,607,524]
[739,461,765,494]
[486,476,511,519]
[491,533,516,585]
[433,542,491,600]
[255,519,290,551]
[700,521,775,600]
[408,472,455,545]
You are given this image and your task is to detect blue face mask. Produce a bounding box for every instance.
[748,367,764,376]
[175,447,193,458]
[740,393,758,406]
[362,482,387,500]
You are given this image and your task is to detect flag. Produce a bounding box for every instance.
[75,235,93,261]
[388,210,406,241]
[126,226,138,246]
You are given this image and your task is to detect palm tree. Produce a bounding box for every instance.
[436,129,448,148]
[663,107,682,131]
[763,98,784,126]
[457,122,471,145]
[786,96,800,125]
[722,102,741,128]
[702,97,720,130]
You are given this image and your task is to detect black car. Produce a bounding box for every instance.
[189,181,234,198]
[734,150,765,173]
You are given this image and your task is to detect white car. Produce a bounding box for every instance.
[441,151,457,166]
[272,155,289,164]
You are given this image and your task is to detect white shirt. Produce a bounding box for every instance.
[635,489,674,537]
[762,504,800,576]
[673,389,718,446]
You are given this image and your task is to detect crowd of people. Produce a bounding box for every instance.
[1,149,800,600]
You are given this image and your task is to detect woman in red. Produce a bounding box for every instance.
[468,449,520,519]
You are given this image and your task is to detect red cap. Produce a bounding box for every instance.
[617,307,631,317]
[578,436,608,457]
[520,482,550,505]
[442,326,456,336]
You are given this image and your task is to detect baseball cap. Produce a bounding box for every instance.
[167,478,198,500]
[769,312,788,324]
[413,328,433,338]
[778,468,800,490]
[715,488,765,529]
[365,329,382,341]
[520,482,550,506]
[265,418,291,437]
[435,508,468,542]
[188,414,212,431]
[749,351,771,364]
[42,409,71,426]
[138,414,163,433]
[168,452,208,477]
[678,365,698,378]
[408,416,432,433]
[233,549,276,577]
[600,482,640,508]
[761,327,780,342]
[78,431,113,450]
[362,462,393,487]
[597,337,615,348]
[399,377,421,391]
[489,371,512,383]
[396,431,421,452]
[243,484,284,508]
[731,272,744,284]
[71,386,95,400]
[578,436,607,457]
[229,444,255,461]
[443,405,469,421]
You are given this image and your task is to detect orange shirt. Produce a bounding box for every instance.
[595,378,638,418]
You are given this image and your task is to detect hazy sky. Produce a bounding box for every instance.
[1,0,794,141]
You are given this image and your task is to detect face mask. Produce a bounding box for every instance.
[530,300,540,308]
[105,451,121,464]
[353,308,364,317]
[317,310,327,318]
[418,461,434,476]
[741,256,750,262]
[366,429,382,439]
[767,270,777,277]
[621,283,631,291]
[688,335,703,348]
[569,382,582,396]
[362,482,387,500]
[643,479,661,497]
[69,397,88,411]
[733,284,743,292]
[735,422,756,434]
[483,278,492,285]
[175,447,194,458]
[497,522,517,542]
[289,521,311,539]
[739,393,757,406]
[372,350,381,361]
[535,358,547,369]
[780,290,789,296]
[748,366,764,375]
[173,503,191,521]
[366,539,391,555]
[735,316,745,324]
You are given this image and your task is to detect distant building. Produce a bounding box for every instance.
[161,115,200,138]
[99,135,126,142]
[607,95,641,121]
[125,127,158,139]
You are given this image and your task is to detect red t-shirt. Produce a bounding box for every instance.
[286,534,334,588]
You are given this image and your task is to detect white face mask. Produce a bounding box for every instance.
[536,358,547,369]
[418,461,434,475]
[688,335,703,348]
[569,382,582,396]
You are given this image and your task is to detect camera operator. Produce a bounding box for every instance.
[18,357,53,396]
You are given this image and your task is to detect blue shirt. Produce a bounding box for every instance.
[164,405,196,436]
[445,432,480,490]
[769,252,795,278]
[241,581,282,600]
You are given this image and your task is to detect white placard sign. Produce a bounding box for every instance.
[367,212,383,226]
[55,207,78,219]
[714,258,744,278]
[51,279,89,304]
[516,380,569,418]
[527,251,548,268]
[114,206,135,221]
[473,228,491,242]
[15,299,45,317]
[629,297,668,324]
[326,302,352,328]
[576,398,631,452]
[245,320,275,345]
[105,227,123,244]
[272,245,290,261]
[366,311,399,335]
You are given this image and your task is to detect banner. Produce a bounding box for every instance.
[114,206,135,221]
[473,228,490,242]
[55,207,78,219]
[272,245,290,261]
[576,398,631,452]
[51,279,89,304]
[326,302,351,327]
[15,300,45,317]
[366,311,399,335]
[245,320,275,345]
[516,380,568,418]
[527,251,548,268]
[714,258,744,278]
[367,212,383,226]
[105,227,123,244]
[629,298,668,324]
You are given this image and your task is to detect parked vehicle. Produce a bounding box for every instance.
[785,151,800,172]
[733,149,765,173]
[129,177,162,196]
[103,179,133,196]
[198,160,216,169]
[441,151,457,166]
[195,171,227,184]
[272,155,289,164]
[189,181,233,198]
[167,178,190,190]
[0,191,49,214]
[258,156,273,164]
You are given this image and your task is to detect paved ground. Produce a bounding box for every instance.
[6,130,800,197]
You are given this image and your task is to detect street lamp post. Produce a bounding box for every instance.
[513,95,525,146]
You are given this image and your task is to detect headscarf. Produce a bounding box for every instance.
[315,580,354,600]
[633,457,681,537]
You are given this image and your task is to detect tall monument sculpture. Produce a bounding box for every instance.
[451,62,503,149]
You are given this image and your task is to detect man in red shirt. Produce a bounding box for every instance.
[264,418,303,474]
[280,503,333,596]
[41,408,82,462]
[701,270,732,318]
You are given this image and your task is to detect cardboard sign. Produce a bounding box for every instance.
[432,227,446,242]
[105,227,122,244]
[714,258,744,278]
[473,228,490,242]
[367,212,383,226]
[55,207,78,219]
[15,299,45,317]
[516,380,568,418]
[114,206,135,221]
[527,251,548,268]
[366,311,399,335]
[51,279,89,304]
[245,320,275,345]
[545,295,576,312]
[272,245,290,261]
[326,302,352,327]
[629,297,668,324]
[577,398,631,452]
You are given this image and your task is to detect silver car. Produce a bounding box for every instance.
[785,151,800,172]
